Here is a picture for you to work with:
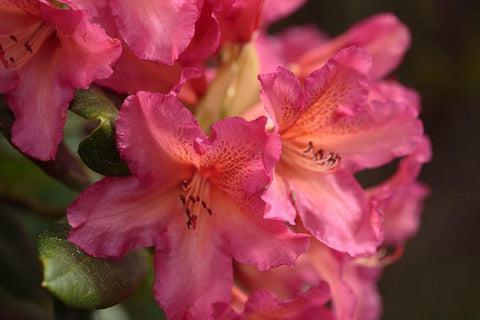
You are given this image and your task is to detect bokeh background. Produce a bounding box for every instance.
[278,0,480,319]
[1,1,479,319]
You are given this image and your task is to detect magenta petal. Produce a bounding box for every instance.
[320,81,424,171]
[368,137,431,244]
[261,0,308,26]
[97,44,201,95]
[179,2,220,62]
[109,0,198,64]
[240,284,332,320]
[154,221,232,320]
[198,116,281,197]
[68,176,176,258]
[43,6,121,88]
[0,68,18,92]
[283,46,371,142]
[256,26,328,73]
[213,190,309,271]
[337,13,411,79]
[116,91,205,178]
[259,66,305,133]
[308,243,358,320]
[344,265,382,320]
[8,40,70,161]
[217,0,264,43]
[262,171,297,224]
[297,13,410,79]
[291,171,381,256]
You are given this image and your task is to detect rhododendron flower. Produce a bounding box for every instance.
[0,0,121,160]
[67,91,309,319]
[258,46,423,256]
[234,233,382,320]
[256,13,410,79]
[213,283,333,320]
[367,136,431,245]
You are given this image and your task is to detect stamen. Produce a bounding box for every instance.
[303,141,314,153]
[355,245,405,268]
[179,172,212,230]
[283,140,341,173]
[0,22,55,70]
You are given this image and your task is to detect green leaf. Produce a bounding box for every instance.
[0,95,90,192]
[38,220,148,310]
[69,87,130,177]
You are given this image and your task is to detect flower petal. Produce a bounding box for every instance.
[290,170,381,256]
[213,189,309,271]
[367,137,431,244]
[308,242,358,320]
[116,91,205,179]
[261,0,308,26]
[97,43,201,95]
[179,2,220,62]
[217,0,264,44]
[316,81,424,171]
[154,218,232,320]
[259,66,305,134]
[42,5,121,88]
[344,265,382,320]
[262,170,297,224]
[240,284,332,320]
[68,175,177,258]
[255,26,328,74]
[8,39,69,160]
[297,13,411,79]
[282,46,371,142]
[197,116,281,197]
[109,0,198,64]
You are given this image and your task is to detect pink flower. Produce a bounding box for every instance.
[261,0,309,26]
[0,0,121,160]
[367,137,432,245]
[234,235,382,320]
[67,91,308,319]
[213,283,333,320]
[64,0,214,95]
[258,46,423,256]
[256,13,410,79]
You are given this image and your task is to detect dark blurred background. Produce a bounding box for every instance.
[280,1,480,319]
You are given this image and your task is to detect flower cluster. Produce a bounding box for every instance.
[0,1,430,319]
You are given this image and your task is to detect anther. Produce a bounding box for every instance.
[185,208,191,217]
[10,35,17,43]
[207,208,212,216]
[201,201,207,209]
[24,41,33,53]
[9,57,15,63]
[179,193,186,205]
[182,179,189,189]
[303,141,314,153]
[189,195,196,203]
